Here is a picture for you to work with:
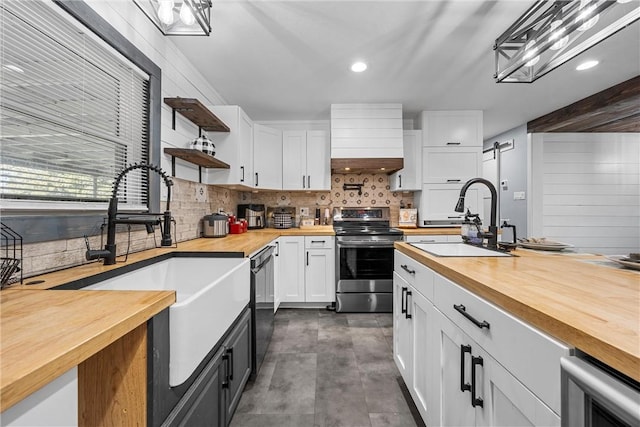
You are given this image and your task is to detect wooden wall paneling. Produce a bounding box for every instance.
[527,75,640,133]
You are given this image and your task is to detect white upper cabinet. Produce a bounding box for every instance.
[253,123,283,190]
[419,110,483,147]
[204,105,253,188]
[390,130,422,191]
[282,130,330,191]
[331,104,403,158]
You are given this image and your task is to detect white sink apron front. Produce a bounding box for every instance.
[84,257,250,386]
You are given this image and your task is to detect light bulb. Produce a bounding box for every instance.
[576,2,599,31]
[157,0,175,26]
[180,2,196,26]
[523,40,540,67]
[549,20,569,50]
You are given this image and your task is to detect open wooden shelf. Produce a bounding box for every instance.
[164,148,230,169]
[164,98,230,132]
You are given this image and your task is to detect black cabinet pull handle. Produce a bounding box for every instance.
[400,264,415,275]
[447,215,462,219]
[255,172,259,187]
[460,344,472,392]
[447,179,461,183]
[275,241,279,256]
[307,175,311,188]
[405,290,412,319]
[240,166,245,182]
[306,251,309,266]
[454,304,490,329]
[227,348,234,381]
[471,355,484,408]
[446,141,461,145]
[401,287,407,314]
[302,175,306,188]
[399,175,402,188]
[311,240,325,244]
[222,352,230,388]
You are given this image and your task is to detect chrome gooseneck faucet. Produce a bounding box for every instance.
[86,163,174,265]
[455,178,498,250]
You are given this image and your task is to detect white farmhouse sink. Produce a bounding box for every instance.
[83,257,250,386]
[411,242,512,257]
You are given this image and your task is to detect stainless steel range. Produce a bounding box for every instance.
[333,207,404,313]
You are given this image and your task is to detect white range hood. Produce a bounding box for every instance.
[330,103,404,174]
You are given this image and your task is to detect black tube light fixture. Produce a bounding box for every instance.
[133,0,212,36]
[494,0,639,83]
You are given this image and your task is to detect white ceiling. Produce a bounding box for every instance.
[172,0,640,139]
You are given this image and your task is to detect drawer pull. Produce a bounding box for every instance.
[400,264,416,275]
[311,240,326,244]
[447,179,461,183]
[454,304,490,330]
[401,287,408,314]
[460,344,472,392]
[405,290,412,319]
[471,355,484,408]
[446,141,461,145]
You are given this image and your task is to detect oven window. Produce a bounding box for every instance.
[591,399,632,427]
[339,247,394,280]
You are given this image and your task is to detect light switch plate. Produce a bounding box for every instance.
[195,184,207,203]
[513,191,526,200]
[300,207,309,217]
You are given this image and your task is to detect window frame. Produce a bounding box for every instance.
[1,0,162,244]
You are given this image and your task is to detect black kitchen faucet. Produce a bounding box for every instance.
[455,177,498,250]
[85,163,174,265]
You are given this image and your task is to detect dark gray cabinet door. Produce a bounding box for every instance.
[162,347,226,427]
[224,308,252,422]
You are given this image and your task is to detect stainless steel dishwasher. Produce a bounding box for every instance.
[250,245,275,379]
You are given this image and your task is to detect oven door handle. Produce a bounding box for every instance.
[337,243,395,249]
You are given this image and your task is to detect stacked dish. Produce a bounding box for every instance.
[517,237,573,251]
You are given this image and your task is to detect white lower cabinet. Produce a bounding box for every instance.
[276,236,335,304]
[277,236,305,302]
[393,249,570,427]
[436,309,560,427]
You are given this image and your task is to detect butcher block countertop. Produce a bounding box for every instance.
[0,289,175,411]
[395,242,640,382]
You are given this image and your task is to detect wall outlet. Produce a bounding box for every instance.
[513,191,526,200]
[300,207,309,217]
[500,179,508,190]
[195,184,207,203]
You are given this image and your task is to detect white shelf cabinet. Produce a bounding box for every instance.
[390,130,422,191]
[204,105,254,188]
[282,130,330,191]
[422,147,482,184]
[253,124,283,190]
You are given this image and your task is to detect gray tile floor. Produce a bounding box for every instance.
[230,309,419,427]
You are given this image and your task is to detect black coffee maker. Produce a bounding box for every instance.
[237,204,265,229]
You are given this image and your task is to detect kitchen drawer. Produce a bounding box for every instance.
[394,251,434,302]
[433,273,570,413]
[405,235,448,244]
[304,236,334,249]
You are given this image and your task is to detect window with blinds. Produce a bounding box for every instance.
[0,0,150,209]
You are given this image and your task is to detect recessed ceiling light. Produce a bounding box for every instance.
[380,168,386,171]
[351,62,367,73]
[576,60,599,71]
[344,167,351,171]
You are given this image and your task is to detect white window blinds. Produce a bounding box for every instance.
[0,0,150,208]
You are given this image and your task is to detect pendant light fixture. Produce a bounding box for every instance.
[494,0,639,83]
[134,0,212,36]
